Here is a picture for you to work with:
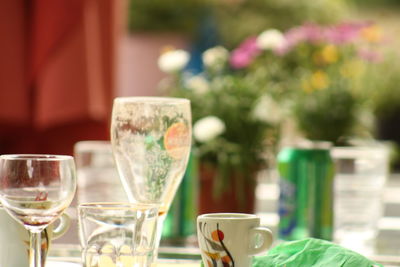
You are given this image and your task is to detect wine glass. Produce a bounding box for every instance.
[0,155,77,267]
[110,97,191,247]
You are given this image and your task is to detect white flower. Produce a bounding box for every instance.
[158,49,190,73]
[252,95,282,124]
[186,75,210,94]
[202,46,229,69]
[194,116,226,143]
[256,29,285,50]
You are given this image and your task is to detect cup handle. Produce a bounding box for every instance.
[248,227,273,255]
[52,213,70,240]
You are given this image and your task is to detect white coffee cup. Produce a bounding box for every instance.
[197,213,273,267]
[0,207,70,266]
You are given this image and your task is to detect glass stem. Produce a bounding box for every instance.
[154,214,167,258]
[29,230,42,267]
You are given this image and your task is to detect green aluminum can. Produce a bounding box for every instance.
[277,142,334,241]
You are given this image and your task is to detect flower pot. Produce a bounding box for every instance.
[198,164,256,214]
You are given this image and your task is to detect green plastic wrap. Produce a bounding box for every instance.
[253,238,382,267]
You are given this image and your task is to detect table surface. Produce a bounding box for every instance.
[49,173,400,266]
[47,259,200,267]
[48,244,202,266]
[49,244,400,267]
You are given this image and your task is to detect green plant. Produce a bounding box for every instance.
[349,0,400,7]
[158,47,280,197]
[127,0,212,35]
[229,23,384,144]
[365,58,400,120]
[157,21,388,198]
[210,0,348,48]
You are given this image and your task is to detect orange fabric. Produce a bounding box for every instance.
[0,0,117,155]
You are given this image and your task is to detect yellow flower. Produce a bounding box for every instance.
[312,51,324,66]
[160,45,176,54]
[321,45,338,64]
[311,70,330,90]
[302,79,313,93]
[361,25,382,43]
[340,60,365,78]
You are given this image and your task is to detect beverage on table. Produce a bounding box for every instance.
[277,142,334,241]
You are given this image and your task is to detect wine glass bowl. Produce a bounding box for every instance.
[0,154,77,267]
[111,97,192,215]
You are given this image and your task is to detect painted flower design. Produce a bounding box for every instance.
[198,222,234,267]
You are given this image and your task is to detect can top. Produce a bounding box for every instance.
[287,140,332,150]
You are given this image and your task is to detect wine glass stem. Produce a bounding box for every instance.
[29,230,43,267]
[155,214,167,257]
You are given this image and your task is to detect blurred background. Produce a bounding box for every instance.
[1,0,399,157]
[1,0,400,263]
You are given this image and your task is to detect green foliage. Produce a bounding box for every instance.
[172,74,277,171]
[363,58,400,119]
[293,86,358,144]
[159,47,280,196]
[349,0,400,7]
[282,43,371,144]
[127,0,212,35]
[127,0,347,44]
[229,22,385,145]
[211,0,348,48]
[158,20,397,196]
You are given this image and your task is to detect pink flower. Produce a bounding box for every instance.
[274,42,291,56]
[325,22,370,45]
[230,37,261,69]
[302,23,325,43]
[278,23,324,54]
[284,26,307,47]
[286,24,324,43]
[358,48,382,62]
[278,22,374,55]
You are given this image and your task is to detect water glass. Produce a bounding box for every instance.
[78,202,159,267]
[74,141,128,204]
[332,146,389,255]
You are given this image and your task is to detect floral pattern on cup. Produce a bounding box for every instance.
[198,222,234,267]
[197,213,273,267]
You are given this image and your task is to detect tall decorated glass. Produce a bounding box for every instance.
[110,97,192,249]
[0,155,76,267]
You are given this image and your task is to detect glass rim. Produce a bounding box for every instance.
[0,154,73,161]
[113,96,190,104]
[198,213,259,220]
[78,202,159,211]
[331,146,389,158]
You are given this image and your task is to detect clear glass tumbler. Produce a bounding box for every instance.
[332,145,389,255]
[78,202,159,267]
[74,141,128,204]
